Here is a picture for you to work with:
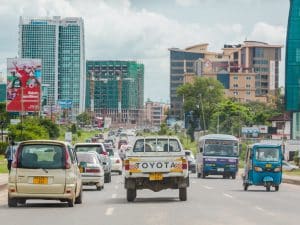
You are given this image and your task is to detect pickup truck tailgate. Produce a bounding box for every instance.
[126,156,186,173]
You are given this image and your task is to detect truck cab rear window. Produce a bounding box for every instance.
[18,144,65,169]
[133,139,181,152]
[75,145,103,154]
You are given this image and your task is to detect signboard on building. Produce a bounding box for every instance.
[258,125,268,134]
[242,127,260,134]
[58,100,72,109]
[6,58,42,112]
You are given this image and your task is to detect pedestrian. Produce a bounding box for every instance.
[5,140,16,172]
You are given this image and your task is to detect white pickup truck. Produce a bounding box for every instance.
[124,137,189,202]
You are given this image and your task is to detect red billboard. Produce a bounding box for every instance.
[6,58,42,112]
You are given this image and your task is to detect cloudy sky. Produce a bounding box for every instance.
[0,0,289,102]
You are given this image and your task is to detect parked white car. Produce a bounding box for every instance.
[8,140,83,207]
[282,161,299,171]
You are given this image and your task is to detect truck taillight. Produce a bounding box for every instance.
[124,159,130,170]
[116,159,120,163]
[182,158,187,170]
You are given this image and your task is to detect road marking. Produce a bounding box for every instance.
[255,206,264,211]
[114,185,119,189]
[112,194,117,199]
[203,185,213,190]
[223,193,233,198]
[191,180,196,184]
[105,207,114,216]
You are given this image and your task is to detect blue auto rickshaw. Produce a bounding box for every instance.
[243,143,283,192]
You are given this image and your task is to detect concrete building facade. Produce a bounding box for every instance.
[145,100,169,127]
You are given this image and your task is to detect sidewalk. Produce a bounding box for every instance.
[0,173,8,191]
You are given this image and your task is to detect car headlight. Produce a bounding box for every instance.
[254,166,263,172]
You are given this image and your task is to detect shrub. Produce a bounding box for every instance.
[0,142,8,155]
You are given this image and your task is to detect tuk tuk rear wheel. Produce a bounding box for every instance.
[266,185,271,192]
[243,184,248,191]
[275,185,279,191]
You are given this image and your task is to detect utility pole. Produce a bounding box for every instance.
[116,70,122,125]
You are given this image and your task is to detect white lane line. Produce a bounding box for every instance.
[255,206,264,211]
[111,194,117,199]
[105,207,114,216]
[203,185,214,190]
[223,193,234,198]
[191,180,196,184]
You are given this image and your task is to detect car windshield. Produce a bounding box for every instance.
[77,153,99,164]
[255,148,280,162]
[204,140,238,157]
[133,139,181,152]
[75,145,103,154]
[18,144,65,169]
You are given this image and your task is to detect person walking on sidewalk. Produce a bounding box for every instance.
[5,140,16,172]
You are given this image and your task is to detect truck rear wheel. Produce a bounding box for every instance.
[127,189,136,202]
[179,188,187,201]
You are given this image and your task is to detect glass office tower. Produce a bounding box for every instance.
[286,0,300,138]
[19,16,85,115]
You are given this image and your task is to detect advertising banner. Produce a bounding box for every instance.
[6,58,42,112]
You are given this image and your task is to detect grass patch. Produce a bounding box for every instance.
[283,169,300,176]
[0,155,8,173]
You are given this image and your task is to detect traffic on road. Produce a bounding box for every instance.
[0,129,299,225]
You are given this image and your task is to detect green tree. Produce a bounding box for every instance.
[209,100,253,136]
[39,118,60,139]
[177,77,224,131]
[71,124,77,134]
[243,101,279,125]
[76,112,91,125]
[8,117,49,141]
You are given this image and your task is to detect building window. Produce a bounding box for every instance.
[233,91,238,96]
[296,48,300,62]
[246,84,251,88]
[233,84,238,88]
[253,48,264,58]
[246,76,251,80]
[246,91,251,95]
[233,76,238,80]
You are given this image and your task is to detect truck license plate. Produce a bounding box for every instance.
[149,173,163,181]
[217,168,224,172]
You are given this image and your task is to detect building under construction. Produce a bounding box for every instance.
[86,60,144,126]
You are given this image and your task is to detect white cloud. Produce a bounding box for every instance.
[175,0,198,7]
[249,22,286,44]
[0,0,287,101]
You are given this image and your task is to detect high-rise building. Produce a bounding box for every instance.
[86,60,144,124]
[19,16,85,115]
[223,41,282,97]
[169,45,205,120]
[0,83,6,102]
[286,0,300,139]
[169,42,282,120]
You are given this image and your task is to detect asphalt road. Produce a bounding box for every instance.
[0,172,299,225]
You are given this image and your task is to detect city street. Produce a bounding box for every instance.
[0,172,299,225]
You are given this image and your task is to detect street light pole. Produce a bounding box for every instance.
[199,93,206,134]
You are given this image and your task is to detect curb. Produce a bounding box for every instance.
[283,178,300,186]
